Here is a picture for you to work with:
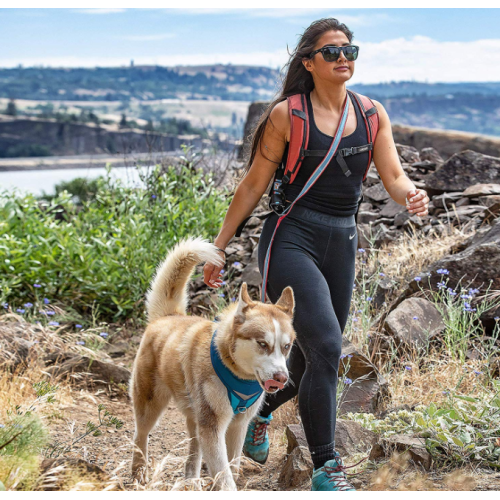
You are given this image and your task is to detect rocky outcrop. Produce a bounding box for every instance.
[369,434,432,470]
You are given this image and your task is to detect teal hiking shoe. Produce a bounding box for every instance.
[311,452,357,491]
[243,414,273,464]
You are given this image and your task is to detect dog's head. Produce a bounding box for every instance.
[230,282,296,394]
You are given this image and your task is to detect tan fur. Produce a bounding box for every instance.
[130,237,296,490]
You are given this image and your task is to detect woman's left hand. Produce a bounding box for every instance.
[406,188,429,217]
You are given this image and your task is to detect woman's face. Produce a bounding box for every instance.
[302,30,354,83]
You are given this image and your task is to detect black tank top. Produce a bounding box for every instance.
[282,90,369,216]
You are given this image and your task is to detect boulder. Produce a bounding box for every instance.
[420,147,444,164]
[369,435,432,470]
[432,192,464,209]
[278,446,313,489]
[338,338,389,414]
[396,144,420,164]
[462,183,500,198]
[286,420,377,458]
[239,245,262,287]
[478,195,500,208]
[379,199,406,218]
[383,297,446,348]
[44,352,131,387]
[425,150,500,193]
[363,183,391,203]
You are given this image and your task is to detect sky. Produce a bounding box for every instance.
[2,6,500,84]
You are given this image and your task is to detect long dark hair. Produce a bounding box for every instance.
[237,18,354,184]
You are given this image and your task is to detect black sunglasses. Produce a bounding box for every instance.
[309,45,359,62]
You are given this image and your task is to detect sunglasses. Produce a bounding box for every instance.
[308,45,359,62]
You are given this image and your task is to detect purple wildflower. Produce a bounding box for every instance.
[33,284,42,288]
[344,378,353,385]
[75,324,82,328]
[414,276,422,282]
[24,302,33,308]
[413,316,418,320]
[357,248,365,253]
[48,321,59,326]
[100,332,109,338]
[76,341,85,345]
[473,370,482,375]
[43,298,50,304]
[405,366,412,371]
[16,308,25,314]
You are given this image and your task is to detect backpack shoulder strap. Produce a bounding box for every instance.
[347,90,380,181]
[283,93,309,185]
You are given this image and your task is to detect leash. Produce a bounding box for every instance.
[260,93,351,303]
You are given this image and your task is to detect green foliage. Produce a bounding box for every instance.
[0,160,231,321]
[0,382,56,490]
[40,176,102,204]
[348,383,500,467]
[0,144,52,158]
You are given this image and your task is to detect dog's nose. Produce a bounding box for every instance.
[273,372,288,385]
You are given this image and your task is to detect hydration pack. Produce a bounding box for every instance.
[235,89,380,237]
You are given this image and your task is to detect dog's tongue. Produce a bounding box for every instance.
[264,379,285,391]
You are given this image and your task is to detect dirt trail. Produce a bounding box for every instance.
[45,385,500,491]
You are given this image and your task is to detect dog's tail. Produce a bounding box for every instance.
[145,236,224,322]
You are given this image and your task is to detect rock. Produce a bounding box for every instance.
[104,340,129,358]
[372,277,397,310]
[39,458,109,490]
[436,205,487,219]
[432,192,464,209]
[425,150,500,193]
[420,147,444,164]
[239,245,261,287]
[44,353,131,387]
[286,421,377,458]
[278,446,313,489]
[363,183,391,203]
[369,435,432,470]
[488,357,500,378]
[358,210,380,224]
[286,424,308,454]
[338,338,389,414]
[396,144,420,164]
[394,211,411,227]
[462,183,500,198]
[383,297,446,348]
[379,199,406,218]
[334,420,378,457]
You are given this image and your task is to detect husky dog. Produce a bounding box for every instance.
[130,237,296,490]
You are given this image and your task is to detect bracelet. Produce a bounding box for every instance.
[215,247,227,258]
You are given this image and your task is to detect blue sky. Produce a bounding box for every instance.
[2,7,500,83]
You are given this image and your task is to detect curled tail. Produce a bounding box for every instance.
[145,236,224,322]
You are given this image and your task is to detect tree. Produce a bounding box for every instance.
[119,113,128,128]
[6,99,17,116]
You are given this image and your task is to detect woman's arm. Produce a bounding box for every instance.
[204,100,290,287]
[370,99,429,215]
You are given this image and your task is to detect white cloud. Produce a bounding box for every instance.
[120,33,177,41]
[2,36,500,84]
[75,9,127,14]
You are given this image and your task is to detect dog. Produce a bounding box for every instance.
[129,236,296,490]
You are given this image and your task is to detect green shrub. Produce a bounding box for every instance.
[0,162,231,321]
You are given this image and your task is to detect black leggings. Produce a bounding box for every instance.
[257,204,357,453]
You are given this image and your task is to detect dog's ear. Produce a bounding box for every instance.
[234,282,255,324]
[275,286,295,318]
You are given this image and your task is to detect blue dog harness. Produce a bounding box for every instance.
[210,329,263,414]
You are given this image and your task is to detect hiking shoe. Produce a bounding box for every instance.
[311,452,356,491]
[243,414,273,464]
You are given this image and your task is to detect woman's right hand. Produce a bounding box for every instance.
[203,256,225,288]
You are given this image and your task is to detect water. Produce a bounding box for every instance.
[0,166,148,196]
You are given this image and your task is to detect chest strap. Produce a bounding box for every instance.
[210,329,263,414]
[301,143,373,178]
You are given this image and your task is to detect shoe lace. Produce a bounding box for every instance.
[250,420,269,446]
[323,456,367,490]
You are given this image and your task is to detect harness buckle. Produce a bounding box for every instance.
[237,406,248,414]
[341,147,354,157]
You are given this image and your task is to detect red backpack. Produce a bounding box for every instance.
[235,89,379,237]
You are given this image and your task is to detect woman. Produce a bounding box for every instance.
[203,17,429,491]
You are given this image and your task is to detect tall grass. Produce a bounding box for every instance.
[0,162,231,321]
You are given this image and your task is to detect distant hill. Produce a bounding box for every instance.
[1,64,499,136]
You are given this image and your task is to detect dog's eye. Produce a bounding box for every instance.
[258,341,267,349]
[284,344,291,350]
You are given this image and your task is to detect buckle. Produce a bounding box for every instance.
[342,147,354,157]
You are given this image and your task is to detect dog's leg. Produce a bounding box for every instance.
[184,413,202,479]
[198,422,237,491]
[225,412,252,481]
[130,376,170,483]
